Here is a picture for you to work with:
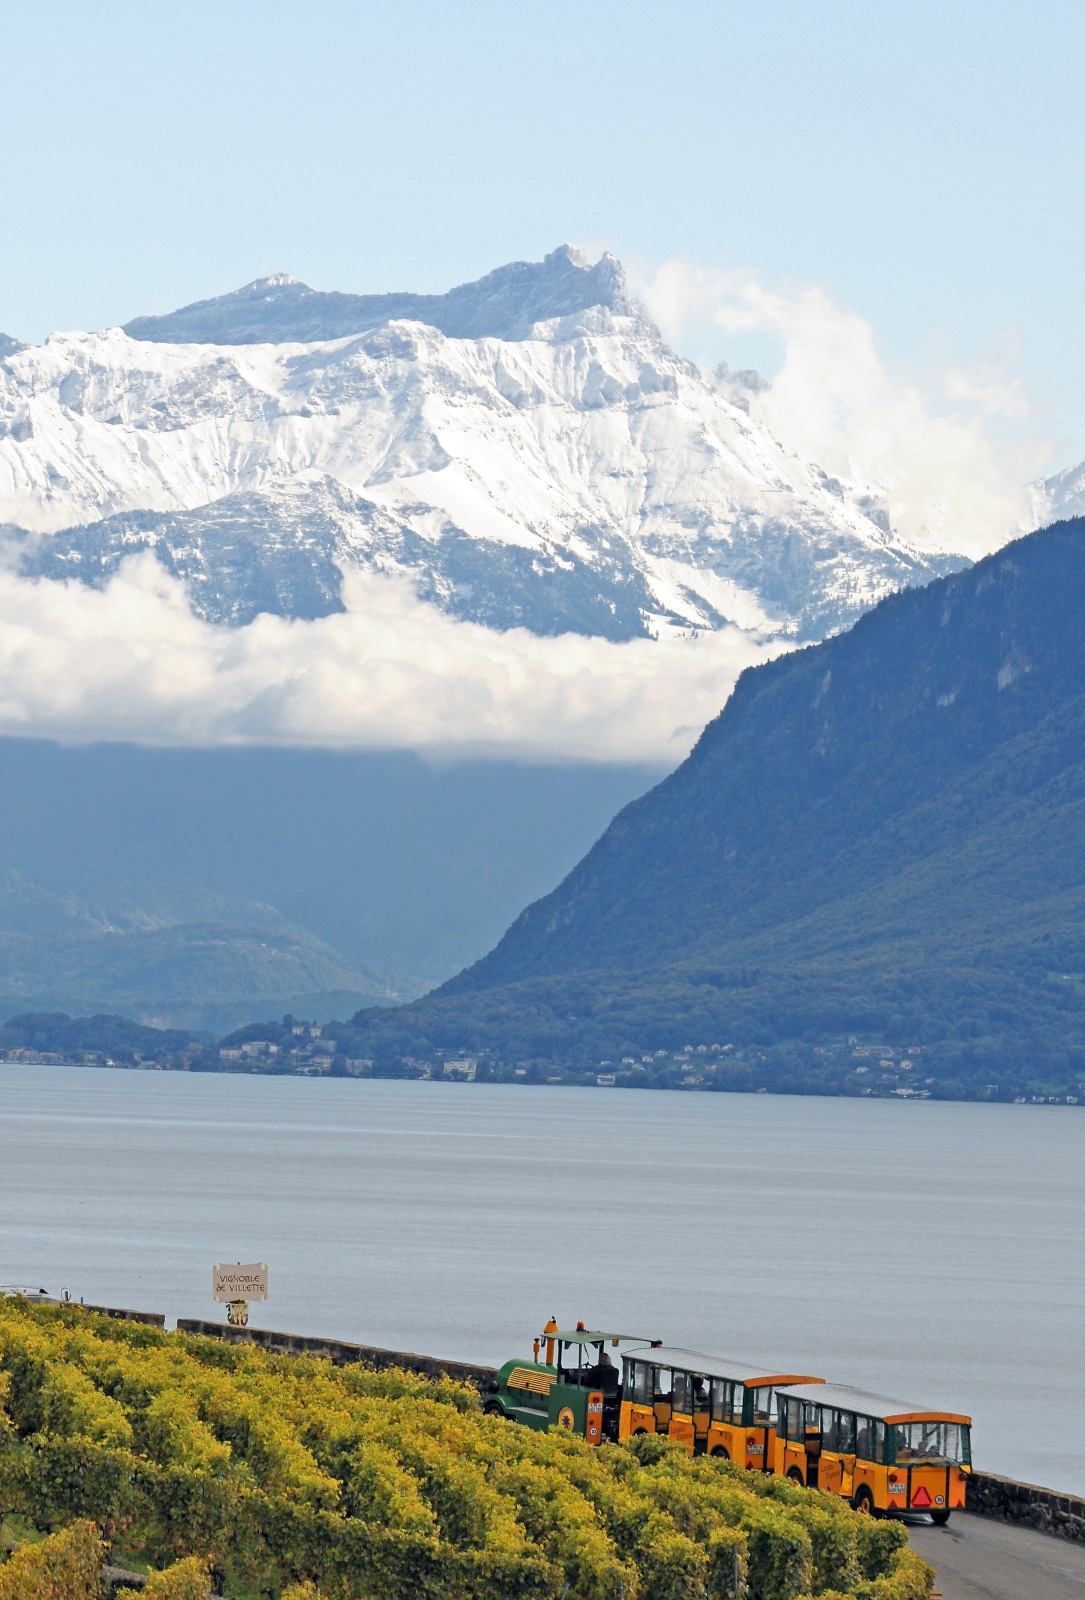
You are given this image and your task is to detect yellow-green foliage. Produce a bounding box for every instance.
[117,1555,212,1600]
[0,1300,934,1600]
[0,1518,103,1600]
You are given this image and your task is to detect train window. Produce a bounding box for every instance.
[626,1361,652,1406]
[891,1422,968,1464]
[822,1409,856,1453]
[710,1378,735,1423]
[856,1417,886,1463]
[654,1367,673,1399]
[751,1386,776,1424]
[673,1371,692,1414]
[785,1398,805,1442]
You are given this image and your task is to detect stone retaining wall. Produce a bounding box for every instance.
[966,1470,1085,1542]
[175,1316,498,1390]
[82,1304,166,1327]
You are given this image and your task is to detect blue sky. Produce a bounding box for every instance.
[1,0,1082,466]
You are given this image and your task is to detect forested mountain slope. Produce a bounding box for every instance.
[345,518,1085,1094]
[458,516,1085,983]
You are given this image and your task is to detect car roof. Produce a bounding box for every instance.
[626,1346,824,1386]
[778,1382,971,1425]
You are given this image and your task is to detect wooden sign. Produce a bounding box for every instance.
[212,1263,268,1303]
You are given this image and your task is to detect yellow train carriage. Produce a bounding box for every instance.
[619,1347,823,1471]
[773,1383,971,1523]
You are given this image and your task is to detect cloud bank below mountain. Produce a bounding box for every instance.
[0,554,781,763]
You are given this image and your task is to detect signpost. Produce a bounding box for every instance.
[212,1263,268,1327]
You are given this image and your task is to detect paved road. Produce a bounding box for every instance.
[909,1511,1085,1599]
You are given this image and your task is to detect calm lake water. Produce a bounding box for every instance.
[1,1066,1082,1494]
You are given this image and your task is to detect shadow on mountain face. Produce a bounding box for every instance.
[0,742,662,1023]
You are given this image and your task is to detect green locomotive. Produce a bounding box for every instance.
[484,1320,657,1444]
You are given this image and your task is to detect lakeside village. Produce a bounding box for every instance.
[0,1020,1078,1102]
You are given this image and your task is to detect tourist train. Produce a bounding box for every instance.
[485,1322,971,1523]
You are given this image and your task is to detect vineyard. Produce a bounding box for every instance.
[0,1300,933,1600]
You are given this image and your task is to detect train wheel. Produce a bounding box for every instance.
[710,1445,730,1459]
[483,1401,507,1418]
[786,1468,804,1487]
[851,1487,875,1515]
[930,1510,951,1526]
[633,1428,649,1436]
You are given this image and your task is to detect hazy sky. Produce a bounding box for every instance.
[1,0,1081,466]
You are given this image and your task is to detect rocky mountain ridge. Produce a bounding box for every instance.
[121,245,633,345]
[0,247,962,644]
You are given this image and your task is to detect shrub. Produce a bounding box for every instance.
[855,1518,908,1581]
[117,1556,212,1600]
[0,1301,933,1600]
[635,1514,707,1600]
[788,1502,859,1594]
[705,1527,746,1600]
[855,1547,936,1600]
[742,1503,813,1600]
[0,1519,103,1600]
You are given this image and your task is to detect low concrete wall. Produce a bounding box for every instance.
[968,1470,1085,1542]
[175,1317,498,1390]
[81,1304,166,1327]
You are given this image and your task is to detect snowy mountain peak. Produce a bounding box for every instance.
[0,247,971,654]
[1037,458,1085,523]
[122,244,633,347]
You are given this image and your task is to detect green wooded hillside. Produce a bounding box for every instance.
[343,519,1085,1098]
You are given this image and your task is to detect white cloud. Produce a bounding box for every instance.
[0,553,783,763]
[0,260,1059,764]
[636,260,1053,559]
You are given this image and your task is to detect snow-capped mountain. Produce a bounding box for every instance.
[1038,458,1085,523]
[0,246,962,642]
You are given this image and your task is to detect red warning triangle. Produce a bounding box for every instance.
[911,1485,932,1507]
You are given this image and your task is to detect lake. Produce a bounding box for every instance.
[1,1066,1081,1494]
